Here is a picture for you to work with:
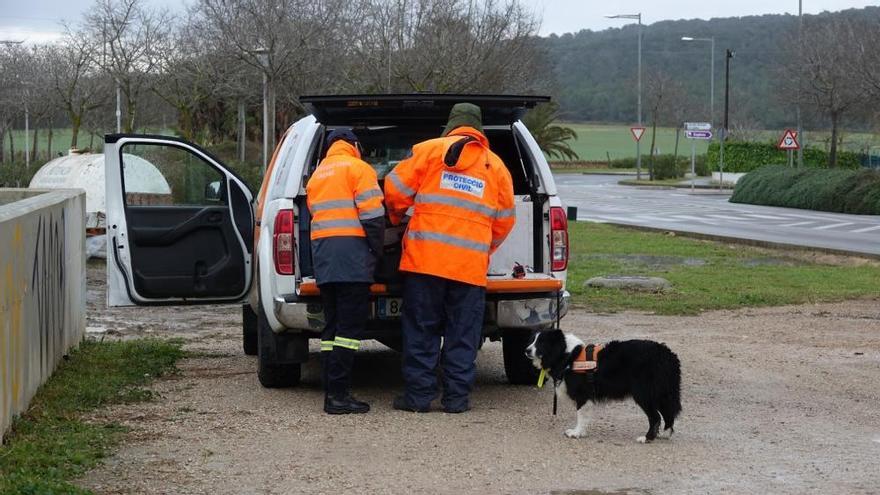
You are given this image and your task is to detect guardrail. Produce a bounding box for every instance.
[0,188,86,441]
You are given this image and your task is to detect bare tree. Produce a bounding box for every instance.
[644,68,685,179]
[85,0,171,132]
[45,34,108,149]
[783,16,868,167]
[357,0,542,93]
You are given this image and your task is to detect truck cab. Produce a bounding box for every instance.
[105,94,570,389]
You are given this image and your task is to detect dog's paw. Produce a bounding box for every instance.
[565,428,585,439]
[636,436,649,444]
[657,429,674,439]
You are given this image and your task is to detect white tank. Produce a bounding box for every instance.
[29,151,171,230]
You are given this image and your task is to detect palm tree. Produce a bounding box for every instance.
[521,102,579,161]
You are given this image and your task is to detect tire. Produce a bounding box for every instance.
[242,304,258,356]
[256,305,301,388]
[502,329,540,385]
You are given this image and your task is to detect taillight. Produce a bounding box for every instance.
[550,206,569,271]
[273,209,295,275]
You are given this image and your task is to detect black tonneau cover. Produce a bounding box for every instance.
[300,94,550,127]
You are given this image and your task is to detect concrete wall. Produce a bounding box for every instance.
[0,188,86,441]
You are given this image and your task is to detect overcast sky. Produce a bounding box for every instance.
[1,0,877,43]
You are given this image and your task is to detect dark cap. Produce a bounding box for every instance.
[324,128,359,155]
[441,103,483,137]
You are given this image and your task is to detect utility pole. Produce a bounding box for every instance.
[719,49,734,191]
[606,13,643,180]
[796,0,804,168]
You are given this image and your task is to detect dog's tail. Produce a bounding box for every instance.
[661,346,683,431]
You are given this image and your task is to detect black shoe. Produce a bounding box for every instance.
[324,394,370,415]
[443,402,471,414]
[392,395,430,413]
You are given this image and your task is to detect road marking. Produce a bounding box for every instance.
[778,221,815,228]
[744,214,790,220]
[813,222,854,231]
[707,214,750,221]
[851,225,880,234]
[671,215,715,223]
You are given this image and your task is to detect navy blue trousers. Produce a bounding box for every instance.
[401,273,485,410]
[320,282,370,397]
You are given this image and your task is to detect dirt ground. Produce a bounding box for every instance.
[80,261,880,494]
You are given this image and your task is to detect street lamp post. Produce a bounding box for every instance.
[796,0,804,168]
[606,13,643,180]
[719,49,734,191]
[681,37,715,126]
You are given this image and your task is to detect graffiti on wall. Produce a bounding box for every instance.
[1,194,83,441]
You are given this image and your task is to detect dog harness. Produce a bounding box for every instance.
[571,344,602,373]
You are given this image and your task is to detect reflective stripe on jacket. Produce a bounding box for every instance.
[306,140,385,240]
[306,140,385,284]
[384,126,515,287]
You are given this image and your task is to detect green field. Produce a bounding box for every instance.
[562,123,708,161]
[567,222,880,315]
[561,123,880,162]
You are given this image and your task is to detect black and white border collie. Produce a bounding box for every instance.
[525,329,682,443]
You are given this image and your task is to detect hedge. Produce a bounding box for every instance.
[730,165,880,215]
[707,141,863,172]
[608,154,710,177]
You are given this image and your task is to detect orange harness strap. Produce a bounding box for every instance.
[571,344,602,374]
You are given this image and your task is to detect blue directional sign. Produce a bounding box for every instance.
[685,130,713,140]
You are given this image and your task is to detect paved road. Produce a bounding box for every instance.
[556,174,880,256]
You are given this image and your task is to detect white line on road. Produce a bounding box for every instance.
[671,215,717,223]
[813,222,854,231]
[706,214,750,221]
[778,221,815,228]
[744,214,791,220]
[851,225,880,234]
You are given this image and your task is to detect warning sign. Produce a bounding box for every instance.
[630,127,646,142]
[777,129,800,150]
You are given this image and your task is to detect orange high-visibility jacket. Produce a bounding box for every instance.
[384,126,515,287]
[306,140,385,240]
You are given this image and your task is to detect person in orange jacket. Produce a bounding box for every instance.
[306,128,385,414]
[384,103,515,413]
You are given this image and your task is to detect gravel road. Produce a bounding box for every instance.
[80,261,880,494]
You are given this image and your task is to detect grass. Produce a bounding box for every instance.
[558,123,880,162]
[567,222,880,315]
[0,338,185,494]
[562,123,710,161]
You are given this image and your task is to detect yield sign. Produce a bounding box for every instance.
[777,129,800,150]
[630,127,646,142]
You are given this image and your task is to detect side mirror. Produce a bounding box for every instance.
[205,180,222,202]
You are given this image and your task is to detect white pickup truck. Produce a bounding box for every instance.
[104,94,570,388]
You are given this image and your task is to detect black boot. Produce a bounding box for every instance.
[324,392,370,414]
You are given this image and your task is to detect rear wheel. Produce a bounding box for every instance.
[242,304,258,356]
[256,305,302,388]
[502,329,540,385]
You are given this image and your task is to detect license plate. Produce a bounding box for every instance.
[376,297,403,319]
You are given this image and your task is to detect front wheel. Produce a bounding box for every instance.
[502,329,540,385]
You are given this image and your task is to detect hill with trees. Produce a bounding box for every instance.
[541,7,880,132]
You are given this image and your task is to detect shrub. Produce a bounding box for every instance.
[730,166,880,215]
[707,141,864,172]
[0,160,39,188]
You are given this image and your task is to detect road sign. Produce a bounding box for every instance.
[685,130,713,140]
[778,129,800,150]
[630,127,646,142]
[685,122,712,131]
